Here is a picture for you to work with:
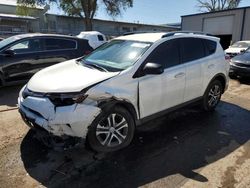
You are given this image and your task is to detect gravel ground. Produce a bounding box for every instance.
[0,78,250,188]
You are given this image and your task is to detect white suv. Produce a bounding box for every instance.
[18,32,229,152]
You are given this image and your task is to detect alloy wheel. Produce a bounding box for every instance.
[96,113,129,147]
[208,84,221,107]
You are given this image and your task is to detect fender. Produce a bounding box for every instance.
[98,99,139,123]
[204,73,227,96]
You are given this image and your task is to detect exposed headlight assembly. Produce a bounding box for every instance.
[47,92,88,106]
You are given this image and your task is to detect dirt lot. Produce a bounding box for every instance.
[0,79,250,188]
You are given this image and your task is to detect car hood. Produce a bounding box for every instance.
[27,59,119,93]
[225,47,246,54]
[232,52,250,64]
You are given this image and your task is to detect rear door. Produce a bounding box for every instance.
[180,37,205,102]
[36,37,78,69]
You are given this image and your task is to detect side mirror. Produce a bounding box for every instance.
[143,62,164,75]
[4,49,15,57]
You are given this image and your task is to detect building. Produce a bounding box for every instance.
[0,0,178,38]
[181,6,250,49]
[45,14,178,37]
[0,0,44,37]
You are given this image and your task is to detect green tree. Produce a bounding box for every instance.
[17,0,133,31]
[197,0,242,12]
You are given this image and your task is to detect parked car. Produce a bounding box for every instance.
[76,31,107,49]
[229,47,250,77]
[0,33,93,86]
[225,40,250,58]
[18,32,229,152]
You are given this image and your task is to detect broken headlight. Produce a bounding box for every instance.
[47,93,88,106]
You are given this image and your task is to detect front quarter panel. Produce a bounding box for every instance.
[86,70,139,118]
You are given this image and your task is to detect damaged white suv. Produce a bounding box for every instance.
[18,32,229,152]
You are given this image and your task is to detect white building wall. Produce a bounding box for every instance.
[182,8,250,43]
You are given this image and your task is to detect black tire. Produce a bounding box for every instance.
[0,73,4,87]
[229,72,237,79]
[202,80,223,111]
[87,106,135,152]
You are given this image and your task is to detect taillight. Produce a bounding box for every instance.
[225,54,231,61]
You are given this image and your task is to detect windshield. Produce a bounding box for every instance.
[231,42,250,48]
[82,40,151,72]
[0,36,22,50]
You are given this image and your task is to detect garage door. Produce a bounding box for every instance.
[203,15,234,35]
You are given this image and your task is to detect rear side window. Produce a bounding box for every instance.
[146,39,180,69]
[203,39,217,55]
[97,35,104,41]
[180,38,205,63]
[43,38,76,51]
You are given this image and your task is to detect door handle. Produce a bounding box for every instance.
[208,64,215,69]
[174,72,185,78]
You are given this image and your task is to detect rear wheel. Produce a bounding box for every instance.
[202,80,223,111]
[87,106,135,152]
[229,72,237,79]
[0,74,4,87]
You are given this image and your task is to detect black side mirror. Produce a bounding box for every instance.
[4,49,15,57]
[143,62,164,75]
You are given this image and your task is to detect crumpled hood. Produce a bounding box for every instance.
[27,59,119,93]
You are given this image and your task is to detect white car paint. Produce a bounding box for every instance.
[76,31,107,49]
[225,41,250,55]
[27,59,118,93]
[18,89,101,137]
[18,32,229,141]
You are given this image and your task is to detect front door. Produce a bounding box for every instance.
[1,38,43,82]
[138,39,186,118]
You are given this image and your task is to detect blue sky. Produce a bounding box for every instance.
[49,0,250,24]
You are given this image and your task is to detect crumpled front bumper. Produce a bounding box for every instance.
[18,89,101,138]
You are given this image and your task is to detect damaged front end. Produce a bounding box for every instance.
[18,86,101,149]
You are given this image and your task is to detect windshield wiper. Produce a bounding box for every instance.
[84,63,108,72]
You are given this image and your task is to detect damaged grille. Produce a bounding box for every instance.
[48,97,75,106]
[22,87,45,99]
[22,87,75,106]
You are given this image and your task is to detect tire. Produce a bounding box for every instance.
[202,80,223,111]
[229,72,237,79]
[87,106,135,152]
[0,73,4,87]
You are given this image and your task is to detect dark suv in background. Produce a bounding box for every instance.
[0,33,93,86]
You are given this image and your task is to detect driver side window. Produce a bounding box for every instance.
[146,39,180,69]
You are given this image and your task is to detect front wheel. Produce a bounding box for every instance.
[87,106,135,152]
[202,80,223,111]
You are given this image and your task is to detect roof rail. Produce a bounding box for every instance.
[162,31,213,38]
[122,31,159,36]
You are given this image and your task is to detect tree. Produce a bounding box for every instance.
[197,0,241,12]
[17,0,133,31]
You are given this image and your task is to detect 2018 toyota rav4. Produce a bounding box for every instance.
[18,32,230,152]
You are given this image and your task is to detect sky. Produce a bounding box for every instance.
[48,0,250,25]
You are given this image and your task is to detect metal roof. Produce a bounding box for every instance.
[0,13,37,20]
[182,6,250,17]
